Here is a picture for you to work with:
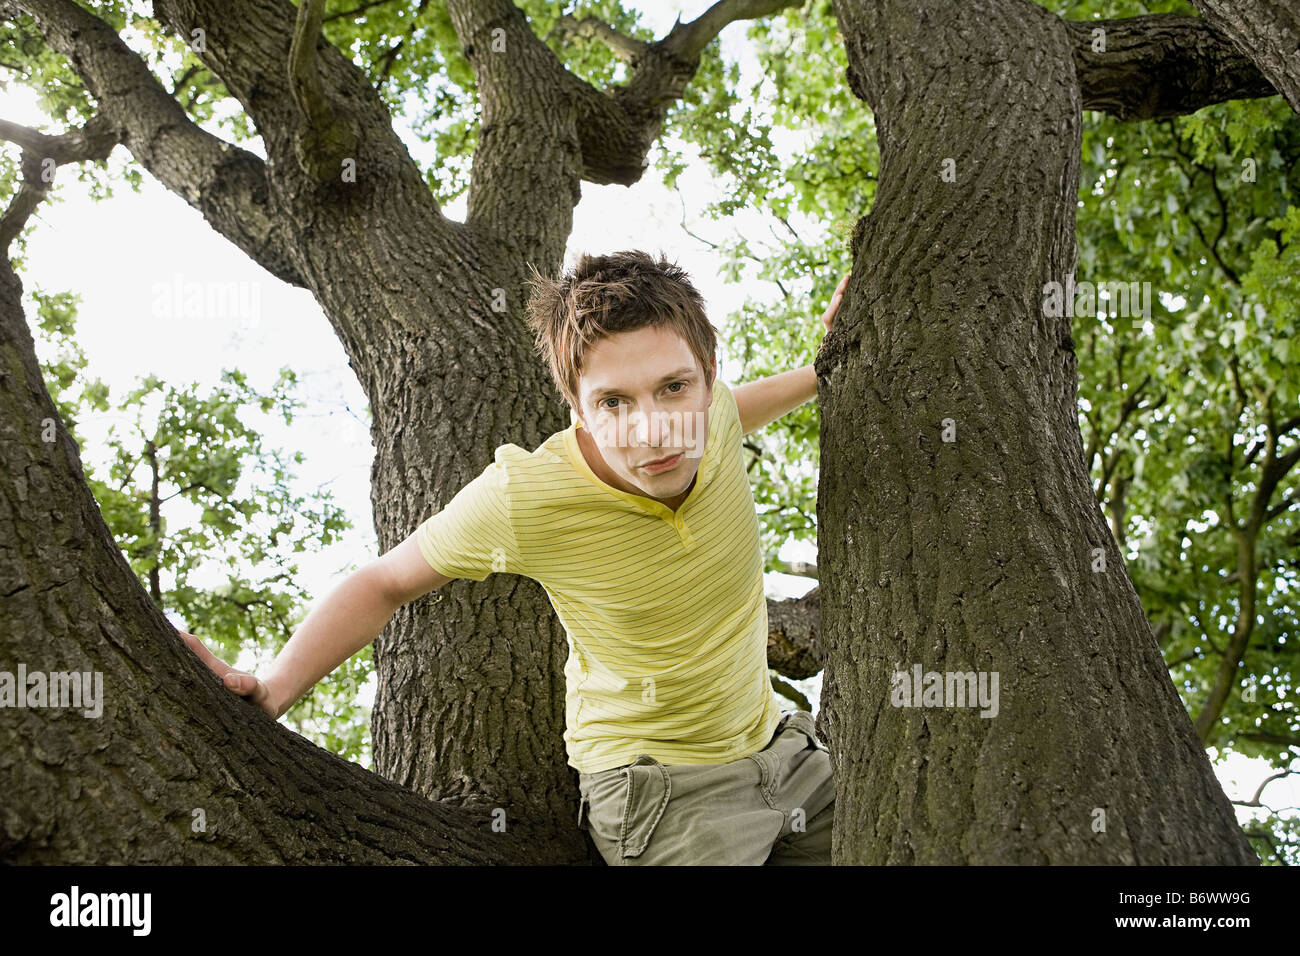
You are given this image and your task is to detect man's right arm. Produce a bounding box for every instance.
[185,531,454,720]
[260,532,454,718]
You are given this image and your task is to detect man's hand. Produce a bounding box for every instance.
[179,630,281,719]
[822,272,850,334]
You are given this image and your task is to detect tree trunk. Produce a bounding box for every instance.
[817,0,1257,864]
[0,253,561,863]
[134,0,596,857]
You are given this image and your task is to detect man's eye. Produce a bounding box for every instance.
[600,384,683,409]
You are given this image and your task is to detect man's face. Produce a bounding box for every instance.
[574,325,715,504]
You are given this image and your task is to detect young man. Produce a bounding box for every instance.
[182,250,848,865]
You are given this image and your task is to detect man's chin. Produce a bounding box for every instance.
[636,469,695,496]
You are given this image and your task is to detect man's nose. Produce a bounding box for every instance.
[631,405,674,445]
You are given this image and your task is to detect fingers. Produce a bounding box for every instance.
[222,671,269,707]
[827,275,848,310]
[179,630,229,676]
[822,273,850,333]
[182,630,275,715]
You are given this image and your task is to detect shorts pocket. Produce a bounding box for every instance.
[578,754,672,860]
[617,754,672,859]
[577,763,629,833]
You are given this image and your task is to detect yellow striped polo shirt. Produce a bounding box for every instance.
[414,378,783,773]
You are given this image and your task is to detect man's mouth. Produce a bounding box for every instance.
[640,452,683,474]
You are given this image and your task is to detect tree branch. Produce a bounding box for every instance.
[564,0,804,186]
[1240,768,1297,808]
[1265,488,1298,523]
[6,0,306,287]
[324,0,400,23]
[770,673,811,711]
[0,115,114,160]
[374,0,433,85]
[661,0,804,64]
[287,0,360,181]
[289,0,331,126]
[766,587,822,679]
[0,114,118,249]
[782,559,818,581]
[441,0,800,260]
[1063,15,1279,120]
[1256,442,1300,528]
[549,14,649,62]
[1190,0,1300,114]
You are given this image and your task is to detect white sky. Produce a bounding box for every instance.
[2,0,1292,845]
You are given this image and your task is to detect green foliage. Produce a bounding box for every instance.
[33,288,111,432]
[33,290,371,764]
[0,4,145,204]
[1066,14,1300,863]
[319,0,477,205]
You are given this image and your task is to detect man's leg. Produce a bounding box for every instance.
[765,798,834,865]
[762,710,836,866]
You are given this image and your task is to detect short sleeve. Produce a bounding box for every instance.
[713,379,741,447]
[415,452,526,582]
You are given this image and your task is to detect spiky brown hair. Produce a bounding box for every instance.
[524,250,718,414]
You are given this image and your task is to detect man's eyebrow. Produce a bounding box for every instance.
[589,367,698,401]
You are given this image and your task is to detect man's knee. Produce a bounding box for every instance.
[765,800,834,865]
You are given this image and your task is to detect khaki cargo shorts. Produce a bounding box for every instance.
[576,709,835,865]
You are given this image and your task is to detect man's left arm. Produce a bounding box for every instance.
[733,273,849,437]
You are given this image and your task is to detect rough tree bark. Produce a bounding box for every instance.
[0,0,1284,863]
[816,0,1261,864]
[1190,0,1300,114]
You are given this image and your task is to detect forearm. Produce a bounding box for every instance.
[261,563,399,719]
[733,364,818,435]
